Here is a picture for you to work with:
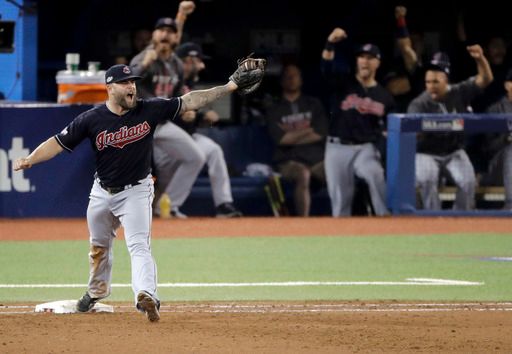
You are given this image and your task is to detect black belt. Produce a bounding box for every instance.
[98,180,141,194]
[328,137,360,145]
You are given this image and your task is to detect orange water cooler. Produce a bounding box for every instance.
[56,70,107,104]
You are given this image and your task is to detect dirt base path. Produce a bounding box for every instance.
[1,216,511,240]
[1,217,511,352]
[1,302,511,353]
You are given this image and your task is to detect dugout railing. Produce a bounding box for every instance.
[387,113,512,216]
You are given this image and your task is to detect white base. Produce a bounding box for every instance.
[35,300,114,314]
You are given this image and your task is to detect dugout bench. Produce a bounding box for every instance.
[180,125,332,216]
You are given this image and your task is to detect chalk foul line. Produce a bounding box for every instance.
[0,278,483,289]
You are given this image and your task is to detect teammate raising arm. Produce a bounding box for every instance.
[321,27,395,217]
[13,60,264,322]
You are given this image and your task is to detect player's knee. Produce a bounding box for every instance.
[294,167,311,186]
[416,174,438,186]
[192,149,207,166]
[211,143,225,158]
[126,239,151,257]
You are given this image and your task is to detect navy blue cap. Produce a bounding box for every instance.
[104,65,141,84]
[426,52,451,76]
[154,17,177,31]
[356,43,381,60]
[175,42,211,60]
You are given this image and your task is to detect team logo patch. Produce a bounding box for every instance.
[95,121,151,150]
[106,76,113,83]
[340,94,385,116]
[123,66,131,74]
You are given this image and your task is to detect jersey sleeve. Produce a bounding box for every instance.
[406,96,424,114]
[453,77,483,104]
[54,112,89,152]
[146,97,182,124]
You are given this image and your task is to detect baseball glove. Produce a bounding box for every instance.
[229,54,266,95]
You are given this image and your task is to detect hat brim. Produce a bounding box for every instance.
[356,51,380,59]
[108,75,142,84]
[425,64,450,75]
[183,53,211,60]
[155,25,177,32]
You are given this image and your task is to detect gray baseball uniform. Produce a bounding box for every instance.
[408,78,481,210]
[55,97,181,304]
[486,96,512,209]
[130,48,204,215]
[321,58,395,216]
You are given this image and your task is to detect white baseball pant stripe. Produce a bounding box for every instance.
[86,175,158,303]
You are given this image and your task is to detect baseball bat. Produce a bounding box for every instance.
[264,185,280,217]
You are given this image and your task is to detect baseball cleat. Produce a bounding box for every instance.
[170,207,187,219]
[215,202,243,218]
[136,291,160,322]
[76,292,100,312]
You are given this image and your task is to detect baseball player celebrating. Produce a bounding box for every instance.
[13,60,265,321]
[322,28,395,216]
[173,42,243,217]
[130,17,204,218]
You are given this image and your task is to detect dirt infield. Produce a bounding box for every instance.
[1,217,511,352]
[1,216,511,240]
[1,302,511,353]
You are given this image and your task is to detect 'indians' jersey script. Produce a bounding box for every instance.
[95,121,151,150]
[341,94,385,116]
[55,97,181,187]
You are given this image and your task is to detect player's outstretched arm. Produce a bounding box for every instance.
[180,56,266,112]
[13,137,64,171]
[180,82,237,113]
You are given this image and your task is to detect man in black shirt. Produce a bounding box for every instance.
[322,27,395,217]
[266,64,328,216]
[408,48,493,210]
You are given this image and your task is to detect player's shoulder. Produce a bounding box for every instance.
[407,91,431,113]
[137,97,182,123]
[74,103,107,121]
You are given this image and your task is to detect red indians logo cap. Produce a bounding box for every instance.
[105,64,142,84]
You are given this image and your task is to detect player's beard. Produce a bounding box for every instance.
[156,39,172,56]
[115,92,137,110]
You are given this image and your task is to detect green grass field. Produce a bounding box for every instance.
[0,234,511,302]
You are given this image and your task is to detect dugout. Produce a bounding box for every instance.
[387,113,512,216]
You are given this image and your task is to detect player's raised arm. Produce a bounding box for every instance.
[175,1,196,44]
[467,44,494,88]
[13,137,63,171]
[180,82,237,113]
[322,27,347,61]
